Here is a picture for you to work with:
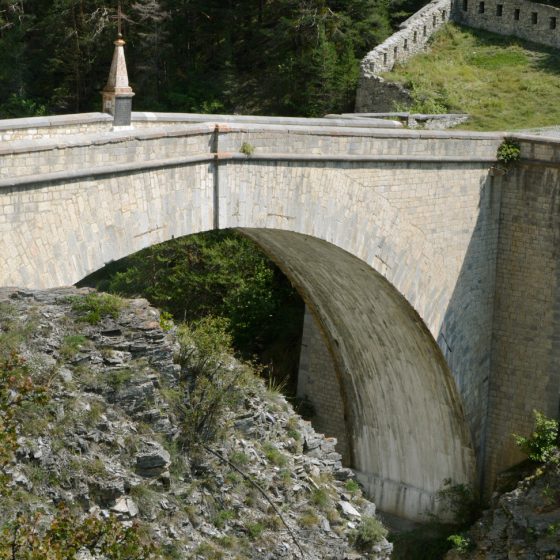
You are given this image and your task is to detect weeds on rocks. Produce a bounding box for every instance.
[176,317,254,448]
[351,516,388,551]
[70,292,124,325]
[514,410,559,464]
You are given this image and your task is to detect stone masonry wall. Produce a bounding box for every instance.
[484,135,560,490]
[355,0,451,112]
[453,0,560,49]
[297,307,349,464]
[0,125,214,180]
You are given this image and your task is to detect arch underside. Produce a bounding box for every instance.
[241,228,475,521]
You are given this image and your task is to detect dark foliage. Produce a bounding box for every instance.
[79,230,305,392]
[0,0,426,118]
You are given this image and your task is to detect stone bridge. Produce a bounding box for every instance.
[1,112,559,521]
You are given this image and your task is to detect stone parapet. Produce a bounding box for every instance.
[0,113,112,141]
[0,122,502,183]
[130,111,403,129]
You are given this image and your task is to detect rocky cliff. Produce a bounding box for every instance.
[0,287,392,560]
[446,457,560,559]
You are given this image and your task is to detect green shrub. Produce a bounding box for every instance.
[435,479,480,526]
[262,442,288,467]
[178,316,233,373]
[70,293,123,325]
[351,516,388,551]
[108,368,134,390]
[0,505,156,559]
[514,410,558,463]
[447,534,472,553]
[246,521,264,540]
[177,318,250,447]
[0,304,37,358]
[298,509,319,528]
[159,311,174,332]
[240,142,255,156]
[59,334,88,360]
[311,487,331,510]
[213,509,236,529]
[345,479,360,493]
[496,139,521,163]
[229,451,250,466]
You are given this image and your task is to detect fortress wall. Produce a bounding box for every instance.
[453,0,560,48]
[355,0,451,112]
[357,0,560,112]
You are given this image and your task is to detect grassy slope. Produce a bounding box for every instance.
[384,23,560,131]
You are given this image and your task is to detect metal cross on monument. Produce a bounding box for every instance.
[111,0,123,37]
[117,1,123,37]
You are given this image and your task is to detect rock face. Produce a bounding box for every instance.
[0,287,392,559]
[449,457,560,559]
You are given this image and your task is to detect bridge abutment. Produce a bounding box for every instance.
[296,306,350,464]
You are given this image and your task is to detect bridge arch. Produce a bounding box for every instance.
[1,118,502,519]
[241,228,474,520]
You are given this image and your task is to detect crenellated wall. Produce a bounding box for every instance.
[453,0,560,49]
[356,0,452,112]
[357,0,560,112]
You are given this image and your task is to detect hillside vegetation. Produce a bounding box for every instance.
[0,0,426,119]
[0,287,392,559]
[384,23,560,131]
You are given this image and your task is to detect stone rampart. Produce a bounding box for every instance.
[453,0,560,49]
[357,0,560,112]
[356,0,451,111]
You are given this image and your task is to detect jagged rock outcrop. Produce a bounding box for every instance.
[447,457,560,560]
[0,287,392,559]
